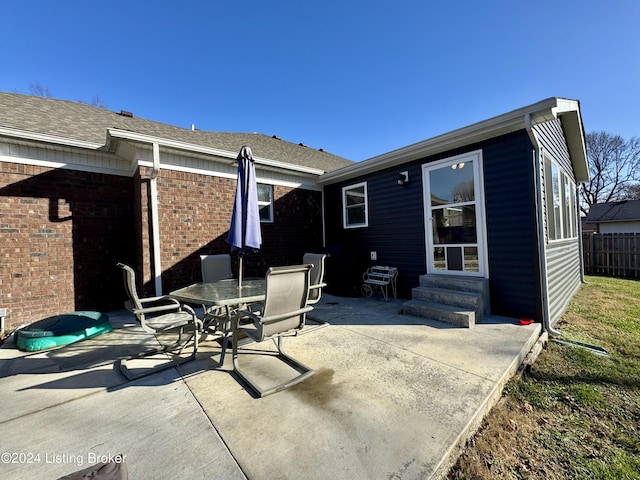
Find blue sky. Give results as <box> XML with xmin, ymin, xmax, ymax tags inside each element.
<box><xmin>2</xmin><ymin>1</ymin><xmax>638</xmax><ymax>161</ymax></box>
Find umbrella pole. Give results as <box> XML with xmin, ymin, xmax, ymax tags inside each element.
<box><xmin>238</xmin><ymin>256</ymin><xmax>243</xmax><ymax>288</ymax></box>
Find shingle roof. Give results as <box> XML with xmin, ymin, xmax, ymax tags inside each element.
<box><xmin>586</xmin><ymin>200</ymin><xmax>640</xmax><ymax>223</ymax></box>
<box><xmin>0</xmin><ymin>92</ymin><xmax>354</xmax><ymax>173</ymax></box>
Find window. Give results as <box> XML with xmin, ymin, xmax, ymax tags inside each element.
<box><xmin>544</xmin><ymin>155</ymin><xmax>577</xmax><ymax>241</ymax></box>
<box><xmin>342</xmin><ymin>182</ymin><xmax>368</xmax><ymax>228</ymax></box>
<box><xmin>257</xmin><ymin>183</ymin><xmax>273</xmax><ymax>222</ymax></box>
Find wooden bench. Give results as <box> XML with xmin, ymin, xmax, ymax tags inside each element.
<box><xmin>362</xmin><ymin>266</ymin><xmax>398</xmax><ymax>301</ymax></box>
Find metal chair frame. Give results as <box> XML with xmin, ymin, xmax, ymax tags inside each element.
<box><xmin>225</xmin><ymin>264</ymin><xmax>315</xmax><ymax>397</ymax></box>
<box><xmin>116</xmin><ymin>263</ymin><xmax>202</xmax><ymax>380</ymax></box>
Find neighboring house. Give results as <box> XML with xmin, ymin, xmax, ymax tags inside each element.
<box><xmin>318</xmin><ymin>97</ymin><xmax>589</xmax><ymax>329</ymax></box>
<box><xmin>581</xmin><ymin>217</ymin><xmax>598</xmax><ymax>234</ymax></box>
<box><xmin>0</xmin><ymin>92</ymin><xmax>353</xmax><ymax>329</ymax></box>
<box><xmin>585</xmin><ymin>200</ymin><xmax>640</xmax><ymax>233</ymax></box>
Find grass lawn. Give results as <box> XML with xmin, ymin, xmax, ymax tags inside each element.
<box><xmin>448</xmin><ymin>275</ymin><xmax>640</xmax><ymax>479</ymax></box>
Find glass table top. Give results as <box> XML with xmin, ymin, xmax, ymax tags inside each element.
<box><xmin>169</xmin><ymin>278</ymin><xmax>266</xmax><ymax>306</ymax></box>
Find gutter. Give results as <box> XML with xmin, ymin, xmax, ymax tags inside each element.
<box><xmin>107</xmin><ymin>128</ymin><xmax>325</xmax><ymax>176</ymax></box>
<box><xmin>577</xmin><ymin>186</ymin><xmax>587</xmax><ymax>283</ymax></box>
<box><xmin>318</xmin><ymin>97</ymin><xmax>587</xmax><ymax>186</ymax></box>
<box><xmin>525</xmin><ymin>113</ymin><xmax>561</xmax><ymax>337</ymax></box>
<box><xmin>150</xmin><ymin>142</ymin><xmax>163</xmax><ymax>296</ymax></box>
<box><xmin>0</xmin><ymin>126</ymin><xmax>104</xmax><ymax>150</ymax></box>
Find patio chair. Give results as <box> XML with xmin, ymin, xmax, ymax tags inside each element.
<box><xmin>301</xmin><ymin>252</ymin><xmax>330</xmax><ymax>332</ymax></box>
<box><xmin>200</xmin><ymin>254</ymin><xmax>233</xmax><ymax>282</ymax></box>
<box><xmin>116</xmin><ymin>263</ymin><xmax>203</xmax><ymax>380</ymax></box>
<box><xmin>229</xmin><ymin>264</ymin><xmax>315</xmax><ymax>397</ymax></box>
<box><xmin>303</xmin><ymin>253</ymin><xmax>327</xmax><ymax>306</ymax></box>
<box><xmin>200</xmin><ymin>254</ymin><xmax>233</xmax><ymax>330</ymax></box>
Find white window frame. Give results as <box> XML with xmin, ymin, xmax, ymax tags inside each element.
<box><xmin>544</xmin><ymin>154</ymin><xmax>577</xmax><ymax>242</ymax></box>
<box><xmin>257</xmin><ymin>183</ymin><xmax>273</xmax><ymax>223</ymax></box>
<box><xmin>342</xmin><ymin>181</ymin><xmax>368</xmax><ymax>229</ymax></box>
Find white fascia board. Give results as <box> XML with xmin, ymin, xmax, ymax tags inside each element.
<box><xmin>555</xmin><ymin>103</ymin><xmax>589</xmax><ymax>183</ymax></box>
<box><xmin>0</xmin><ymin>126</ymin><xmax>104</xmax><ymax>150</ymax></box>
<box><xmin>137</xmin><ymin>159</ymin><xmax>322</xmax><ymax>191</ymax></box>
<box><xmin>107</xmin><ymin>128</ymin><xmax>236</xmax><ymax>159</ymax></box>
<box><xmin>0</xmin><ymin>153</ymin><xmax>133</xmax><ymax>177</ymax></box>
<box><xmin>318</xmin><ymin>97</ymin><xmax>575</xmax><ymax>185</ymax></box>
<box><xmin>107</xmin><ymin>128</ymin><xmax>325</xmax><ymax>177</ymax></box>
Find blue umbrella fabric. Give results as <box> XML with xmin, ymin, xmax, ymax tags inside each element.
<box><xmin>228</xmin><ymin>146</ymin><xmax>262</xmax><ymax>286</ymax></box>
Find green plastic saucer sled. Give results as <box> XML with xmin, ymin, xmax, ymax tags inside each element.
<box><xmin>16</xmin><ymin>311</ymin><xmax>112</xmax><ymax>352</ymax></box>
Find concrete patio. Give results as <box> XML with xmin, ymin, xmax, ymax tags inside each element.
<box><xmin>0</xmin><ymin>294</ymin><xmax>540</xmax><ymax>480</ymax></box>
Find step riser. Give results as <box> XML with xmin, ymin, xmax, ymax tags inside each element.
<box><xmin>418</xmin><ymin>275</ymin><xmax>490</xmax><ymax>316</ymax></box>
<box><xmin>412</xmin><ymin>287</ymin><xmax>481</xmax><ymax>311</ymax></box>
<box><xmin>403</xmin><ymin>302</ymin><xmax>474</xmax><ymax>328</ymax></box>
<box><xmin>419</xmin><ymin>275</ymin><xmax>487</xmax><ymax>293</ymax></box>
<box><xmin>404</xmin><ymin>275</ymin><xmax>490</xmax><ymax>327</ymax></box>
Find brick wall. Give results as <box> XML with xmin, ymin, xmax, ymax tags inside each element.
<box><xmin>0</xmin><ymin>162</ymin><xmax>324</xmax><ymax>330</ymax></box>
<box><xmin>0</xmin><ymin>162</ymin><xmax>135</xmax><ymax>329</ymax></box>
<box><xmin>153</xmin><ymin>169</ymin><xmax>324</xmax><ymax>294</ymax></box>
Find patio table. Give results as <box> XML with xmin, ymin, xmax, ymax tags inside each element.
<box><xmin>169</xmin><ymin>278</ymin><xmax>266</xmax><ymax>333</ymax></box>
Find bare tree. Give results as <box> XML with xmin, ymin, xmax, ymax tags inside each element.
<box><xmin>581</xmin><ymin>131</ymin><xmax>640</xmax><ymax>214</ymax></box>
<box><xmin>25</xmin><ymin>83</ymin><xmax>108</xmax><ymax>109</ymax></box>
<box><xmin>78</xmin><ymin>94</ymin><xmax>108</xmax><ymax>109</ymax></box>
<box><xmin>452</xmin><ymin>179</ymin><xmax>474</xmax><ymax>202</ymax></box>
<box><xmin>620</xmin><ymin>183</ymin><xmax>640</xmax><ymax>200</ymax></box>
<box><xmin>29</xmin><ymin>82</ymin><xmax>55</xmax><ymax>98</ymax></box>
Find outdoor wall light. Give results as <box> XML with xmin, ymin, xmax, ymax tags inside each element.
<box><xmin>451</xmin><ymin>162</ymin><xmax>465</xmax><ymax>170</ymax></box>
<box><xmin>397</xmin><ymin>171</ymin><xmax>409</xmax><ymax>185</ymax></box>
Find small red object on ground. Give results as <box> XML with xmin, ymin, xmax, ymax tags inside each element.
<box><xmin>519</xmin><ymin>318</ymin><xmax>534</xmax><ymax>325</ymax></box>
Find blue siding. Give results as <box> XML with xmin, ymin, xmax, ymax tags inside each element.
<box><xmin>324</xmin><ymin>121</ymin><xmax>582</xmax><ymax>324</ymax></box>
<box><xmin>534</xmin><ymin>119</ymin><xmax>582</xmax><ymax>325</ymax></box>
<box><xmin>482</xmin><ymin>131</ymin><xmax>542</xmax><ymax>320</ymax></box>
<box><xmin>324</xmin><ymin>129</ymin><xmax>543</xmax><ymax>321</ymax></box>
<box><xmin>324</xmin><ymin>164</ymin><xmax>426</xmax><ymax>297</ymax></box>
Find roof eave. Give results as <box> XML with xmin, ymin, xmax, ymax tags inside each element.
<box><xmin>318</xmin><ymin>97</ymin><xmax>590</xmax><ymax>185</ymax></box>
<box><xmin>106</xmin><ymin>128</ymin><xmax>326</xmax><ymax>176</ymax></box>
<box><xmin>553</xmin><ymin>100</ymin><xmax>590</xmax><ymax>183</ymax></box>
<box><xmin>0</xmin><ymin>126</ymin><xmax>104</xmax><ymax>150</ymax></box>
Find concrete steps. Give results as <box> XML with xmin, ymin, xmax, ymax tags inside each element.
<box><xmin>403</xmin><ymin>300</ymin><xmax>476</xmax><ymax>328</ymax></box>
<box><xmin>402</xmin><ymin>275</ymin><xmax>489</xmax><ymax>328</ymax></box>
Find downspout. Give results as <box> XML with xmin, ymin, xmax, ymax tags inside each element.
<box><xmin>149</xmin><ymin>142</ymin><xmax>163</xmax><ymax>296</ymax></box>
<box><xmin>321</xmin><ymin>188</ymin><xmax>326</xmax><ymax>248</ymax></box>
<box><xmin>525</xmin><ymin>114</ymin><xmax>561</xmax><ymax>337</ymax></box>
<box><xmin>577</xmin><ymin>185</ymin><xmax>587</xmax><ymax>283</ymax></box>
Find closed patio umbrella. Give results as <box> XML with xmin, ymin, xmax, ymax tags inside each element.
<box><xmin>228</xmin><ymin>146</ymin><xmax>262</xmax><ymax>287</ymax></box>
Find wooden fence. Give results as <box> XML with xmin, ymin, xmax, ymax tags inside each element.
<box><xmin>582</xmin><ymin>233</ymin><xmax>640</xmax><ymax>278</ymax></box>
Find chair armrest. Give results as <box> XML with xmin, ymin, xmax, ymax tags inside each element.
<box><xmin>309</xmin><ymin>282</ymin><xmax>327</xmax><ymax>291</ymax></box>
<box><xmin>131</xmin><ymin>296</ymin><xmax>188</xmax><ymax>316</ymax></box>
<box><xmin>245</xmin><ymin>306</ymin><xmax>314</xmax><ymax>326</ymax></box>
<box><xmin>138</xmin><ymin>296</ymin><xmax>181</xmax><ymax>307</ymax></box>
<box><xmin>180</xmin><ymin>304</ymin><xmax>202</xmax><ymax>328</ymax></box>
<box><xmin>235</xmin><ymin>309</ymin><xmax>262</xmax><ymax>323</ymax></box>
